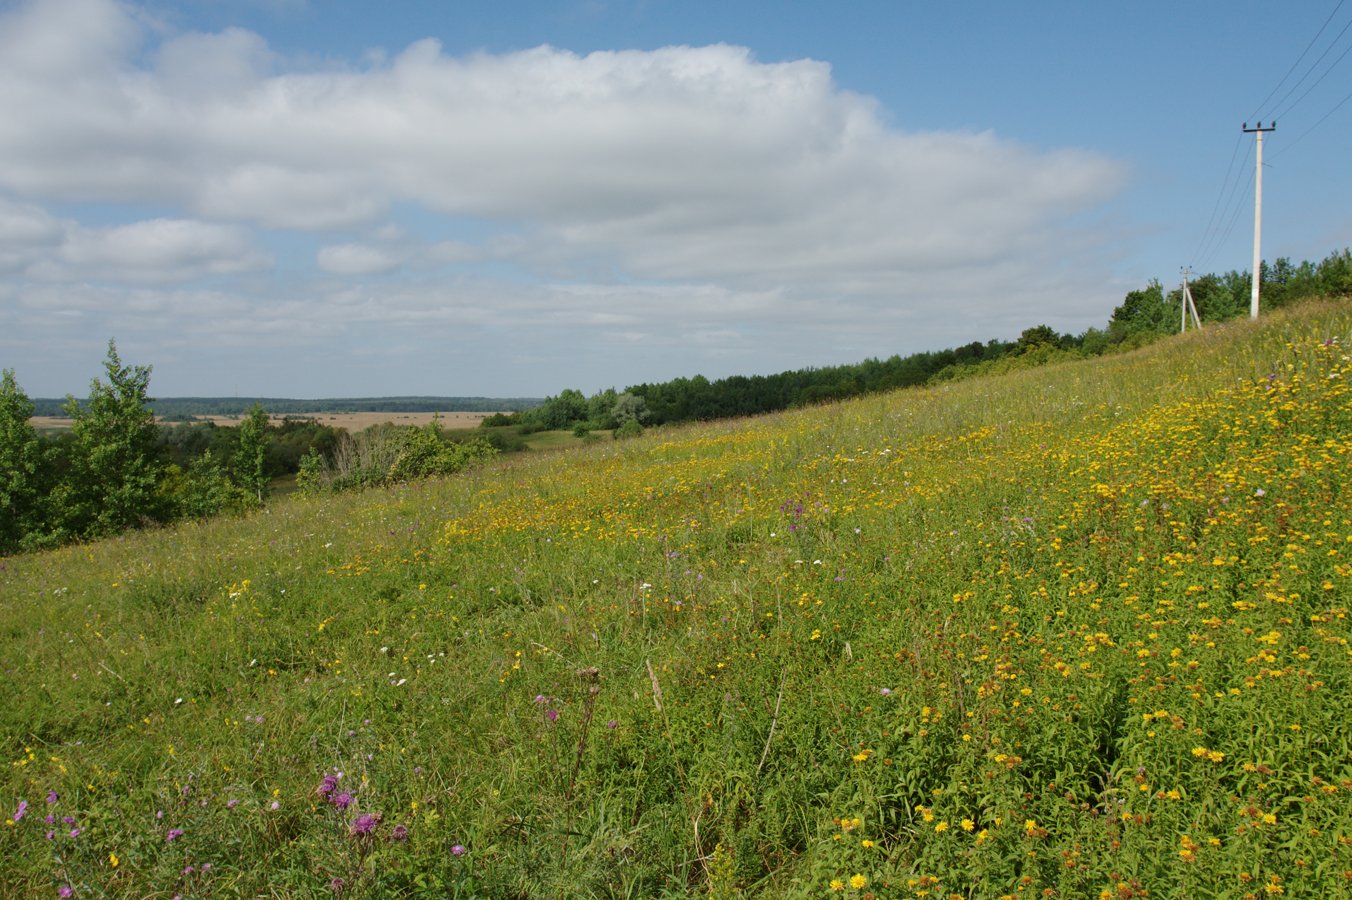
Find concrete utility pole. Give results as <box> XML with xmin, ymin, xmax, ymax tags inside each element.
<box><xmin>1180</xmin><ymin>267</ymin><xmax>1201</xmax><ymax>331</ymax></box>
<box><xmin>1242</xmin><ymin>121</ymin><xmax>1276</xmax><ymax>319</ymax></box>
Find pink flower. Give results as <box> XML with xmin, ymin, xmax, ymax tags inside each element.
<box><xmin>331</xmin><ymin>792</ymin><xmax>354</xmax><ymax>810</ymax></box>
<box><xmin>12</xmin><ymin>800</ymin><xmax>28</xmax><ymax>822</ymax></box>
<box><xmin>545</xmin><ymin>709</ymin><xmax>559</xmax><ymax>722</ymax></box>
<box><xmin>350</xmin><ymin>813</ymin><xmax>380</xmax><ymax>836</ymax></box>
<box><xmin>165</xmin><ymin>828</ymin><xmax>184</xmax><ymax>842</ymax></box>
<box><xmin>451</xmin><ymin>843</ymin><xmax>466</xmax><ymax>856</ymax></box>
<box><xmin>58</xmin><ymin>886</ymin><xmax>73</xmax><ymax>898</ymax></box>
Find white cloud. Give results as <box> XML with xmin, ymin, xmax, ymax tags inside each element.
<box><xmin>0</xmin><ymin>2</ymin><xmax>1124</xmax><ymax>286</ymax></box>
<box><xmin>317</xmin><ymin>242</ymin><xmax>405</xmax><ymax>275</ymax></box>
<box><xmin>55</xmin><ymin>219</ymin><xmax>272</xmax><ymax>283</ymax></box>
<box><xmin>0</xmin><ymin>0</ymin><xmax>1133</xmax><ymax>396</ymax></box>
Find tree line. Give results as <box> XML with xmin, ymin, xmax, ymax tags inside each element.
<box><xmin>33</xmin><ymin>395</ymin><xmax>541</xmax><ymax>420</ymax></box>
<box><xmin>504</xmin><ymin>249</ymin><xmax>1352</xmax><ymax>433</ymax></box>
<box><xmin>5</xmin><ymin>249</ymin><xmax>1349</xmax><ymax>555</ymax></box>
<box><xmin>1</xmin><ymin>342</ymin><xmax>498</xmax><ymax>555</ymax></box>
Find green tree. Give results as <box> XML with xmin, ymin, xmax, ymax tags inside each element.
<box><xmin>1108</xmin><ymin>280</ymin><xmax>1173</xmax><ymax>338</ymax></box>
<box><xmin>62</xmin><ymin>340</ymin><xmax>167</xmax><ymax>538</ymax></box>
<box><xmin>0</xmin><ymin>369</ymin><xmax>45</xmax><ymax>553</ymax></box>
<box><xmin>162</xmin><ymin>450</ymin><xmax>251</xmax><ymax>519</ymax></box>
<box><xmin>1015</xmin><ymin>324</ymin><xmax>1060</xmax><ymax>353</ymax></box>
<box><xmin>611</xmin><ymin>392</ymin><xmax>649</xmax><ymax>427</ymax></box>
<box><xmin>232</xmin><ymin>403</ymin><xmax>270</xmax><ymax>504</ymax></box>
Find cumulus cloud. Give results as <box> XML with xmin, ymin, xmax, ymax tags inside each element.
<box><xmin>0</xmin><ymin>0</ymin><xmax>1123</xmax><ymax>285</ymax></box>
<box><xmin>0</xmin><ymin>0</ymin><xmax>1132</xmax><ymax>396</ymax></box>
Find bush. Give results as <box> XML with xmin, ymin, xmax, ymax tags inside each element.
<box><xmin>299</xmin><ymin>421</ymin><xmax>499</xmax><ymax>494</ymax></box>
<box><xmin>613</xmin><ymin>419</ymin><xmax>643</xmax><ymax>440</ymax></box>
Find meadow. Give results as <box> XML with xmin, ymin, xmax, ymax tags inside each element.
<box><xmin>2</xmin><ymin>300</ymin><xmax>1350</xmax><ymax>898</ymax></box>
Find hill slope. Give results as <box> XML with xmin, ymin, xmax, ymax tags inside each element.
<box><xmin>3</xmin><ymin>300</ymin><xmax>1350</xmax><ymax>897</ymax></box>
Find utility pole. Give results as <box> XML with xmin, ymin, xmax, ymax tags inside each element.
<box><xmin>1242</xmin><ymin>121</ymin><xmax>1275</xmax><ymax>319</ymax></box>
<box><xmin>1180</xmin><ymin>267</ymin><xmax>1201</xmax><ymax>331</ymax></box>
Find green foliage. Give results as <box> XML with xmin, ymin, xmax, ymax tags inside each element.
<box><xmin>1108</xmin><ymin>279</ymin><xmax>1173</xmax><ymax>337</ymax></box>
<box><xmin>231</xmin><ymin>403</ymin><xmax>271</xmax><ymax>502</ymax></box>
<box><xmin>528</xmin><ymin>388</ymin><xmax>589</xmax><ymax>430</ymax></box>
<box><xmin>301</xmin><ymin>419</ymin><xmax>499</xmax><ymax>494</ymax></box>
<box><xmin>296</xmin><ymin>448</ymin><xmax>327</xmax><ymax>494</ymax></box>
<box><xmin>613</xmin><ymin>418</ymin><xmax>644</xmax><ymax>440</ymax></box>
<box><xmin>161</xmin><ymin>450</ymin><xmax>255</xmax><ymax>518</ymax></box>
<box><xmin>60</xmin><ymin>340</ymin><xmax>168</xmax><ymax>538</ymax></box>
<box><xmin>611</xmin><ymin>391</ymin><xmax>649</xmax><ymax>426</ymax></box>
<box><xmin>0</xmin><ymin>370</ymin><xmax>45</xmax><ymax>554</ymax></box>
<box><xmin>1015</xmin><ymin>323</ymin><xmax>1062</xmax><ymax>352</ymax></box>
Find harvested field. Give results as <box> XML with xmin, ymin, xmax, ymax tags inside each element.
<box><xmin>31</xmin><ymin>410</ymin><xmax>496</xmax><ymax>432</ymax></box>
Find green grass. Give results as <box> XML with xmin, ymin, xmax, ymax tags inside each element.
<box><xmin>3</xmin><ymin>300</ymin><xmax>1351</xmax><ymax>898</ymax></box>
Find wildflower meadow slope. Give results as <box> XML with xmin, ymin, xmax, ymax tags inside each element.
<box><xmin>3</xmin><ymin>300</ymin><xmax>1351</xmax><ymax>898</ymax></box>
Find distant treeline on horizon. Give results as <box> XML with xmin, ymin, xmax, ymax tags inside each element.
<box><xmin>32</xmin><ymin>396</ymin><xmax>544</xmax><ymax>418</ymax></box>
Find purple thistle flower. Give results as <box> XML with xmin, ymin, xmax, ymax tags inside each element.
<box><xmin>68</xmin><ymin>828</ymin><xmax>80</xmax><ymax>839</ymax></box>
<box><xmin>165</xmin><ymin>827</ymin><xmax>184</xmax><ymax>842</ymax></box>
<box><xmin>349</xmin><ymin>813</ymin><xmax>380</xmax><ymax>836</ymax></box>
<box><xmin>545</xmin><ymin>709</ymin><xmax>559</xmax><ymax>722</ymax></box>
<box><xmin>331</xmin><ymin>792</ymin><xmax>354</xmax><ymax>810</ymax></box>
<box><xmin>12</xmin><ymin>800</ymin><xmax>27</xmax><ymax>822</ymax></box>
<box><xmin>450</xmin><ymin>843</ymin><xmax>466</xmax><ymax>856</ymax></box>
<box><xmin>58</xmin><ymin>886</ymin><xmax>73</xmax><ymax>898</ymax></box>
<box><xmin>317</xmin><ymin>774</ymin><xmax>339</xmax><ymax>797</ymax></box>
<box><xmin>389</xmin><ymin>823</ymin><xmax>409</xmax><ymax>842</ymax></box>
<box><xmin>46</xmin><ymin>791</ymin><xmax>58</xmax><ymax>805</ymax></box>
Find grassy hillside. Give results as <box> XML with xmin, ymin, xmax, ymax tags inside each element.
<box><xmin>3</xmin><ymin>301</ymin><xmax>1350</xmax><ymax>898</ymax></box>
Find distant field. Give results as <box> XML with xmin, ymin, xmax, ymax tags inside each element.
<box><xmin>31</xmin><ymin>410</ymin><xmax>496</xmax><ymax>432</ymax></box>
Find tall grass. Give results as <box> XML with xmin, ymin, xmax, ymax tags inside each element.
<box><xmin>3</xmin><ymin>300</ymin><xmax>1350</xmax><ymax>898</ymax></box>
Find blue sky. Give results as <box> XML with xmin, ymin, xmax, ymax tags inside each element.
<box><xmin>3</xmin><ymin>0</ymin><xmax>1350</xmax><ymax>399</ymax></box>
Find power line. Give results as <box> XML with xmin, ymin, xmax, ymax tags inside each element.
<box><xmin>1188</xmin><ymin>132</ymin><xmax>1245</xmax><ymax>266</ymax></box>
<box><xmin>1250</xmin><ymin>0</ymin><xmax>1347</xmax><ymax>121</ymax></box>
<box><xmin>1194</xmin><ymin>141</ymin><xmax>1254</xmax><ymax>271</ymax></box>
<box><xmin>1271</xmin><ymin>84</ymin><xmax>1352</xmax><ymax>158</ymax></box>
<box><xmin>1271</xmin><ymin>29</ymin><xmax>1352</xmax><ymax>121</ymax></box>
<box><xmin>1269</xmin><ymin>11</ymin><xmax>1352</xmax><ymax>120</ymax></box>
<box><xmin>1197</xmin><ymin>166</ymin><xmax>1255</xmax><ymax>275</ymax></box>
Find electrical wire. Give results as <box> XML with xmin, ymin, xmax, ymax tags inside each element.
<box><xmin>1203</xmin><ymin>168</ymin><xmax>1256</xmax><ymax>274</ymax></box>
<box><xmin>1271</xmin><ymin>30</ymin><xmax>1352</xmax><ymax>121</ymax></box>
<box><xmin>1265</xmin><ymin>10</ymin><xmax>1352</xmax><ymax>120</ymax></box>
<box><xmin>1271</xmin><ymin>84</ymin><xmax>1352</xmax><ymax>158</ymax></box>
<box><xmin>1249</xmin><ymin>0</ymin><xmax>1347</xmax><ymax>121</ymax></box>
<box><xmin>1193</xmin><ymin>141</ymin><xmax>1254</xmax><ymax>272</ymax></box>
<box><xmin>1188</xmin><ymin>132</ymin><xmax>1245</xmax><ymax>266</ymax></box>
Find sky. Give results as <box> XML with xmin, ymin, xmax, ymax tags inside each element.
<box><xmin>3</xmin><ymin>0</ymin><xmax>1351</xmax><ymax>399</ymax></box>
